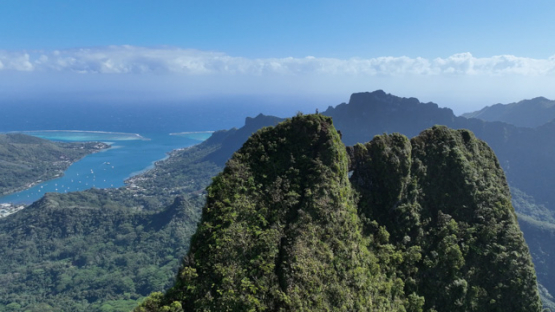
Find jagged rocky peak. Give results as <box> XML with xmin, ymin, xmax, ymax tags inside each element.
<box><xmin>244</xmin><ymin>113</ymin><xmax>283</xmax><ymax>128</ymax></box>
<box><xmin>347</xmin><ymin>90</ymin><xmax>438</xmax><ymax>110</ymax></box>
<box><xmin>135</xmin><ymin>116</ymin><xmax>542</xmax><ymax>312</ymax></box>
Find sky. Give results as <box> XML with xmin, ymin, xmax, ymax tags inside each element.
<box><xmin>1</xmin><ymin>0</ymin><xmax>555</xmax><ymax>114</ymax></box>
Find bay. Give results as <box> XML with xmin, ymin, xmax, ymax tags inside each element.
<box><xmin>0</xmin><ymin>96</ymin><xmax>312</xmax><ymax>205</ymax></box>
<box><xmin>0</xmin><ymin>131</ymin><xmax>208</xmax><ymax>204</ymax></box>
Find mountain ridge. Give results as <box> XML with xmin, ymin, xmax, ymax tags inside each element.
<box><xmin>462</xmin><ymin>96</ymin><xmax>555</xmax><ymax>128</ymax></box>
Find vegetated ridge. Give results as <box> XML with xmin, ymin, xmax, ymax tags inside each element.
<box><xmin>322</xmin><ymin>90</ymin><xmax>555</xmax><ymax>308</ymax></box>
<box><xmin>137</xmin><ymin>114</ymin><xmax>541</xmax><ymax>311</ymax></box>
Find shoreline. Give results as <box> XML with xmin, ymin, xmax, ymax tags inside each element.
<box><xmin>0</xmin><ymin>142</ymin><xmax>110</xmax><ymax>206</ymax></box>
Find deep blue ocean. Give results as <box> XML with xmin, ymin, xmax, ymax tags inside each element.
<box><xmin>0</xmin><ymin>96</ymin><xmax>321</xmax><ymax>204</ymax></box>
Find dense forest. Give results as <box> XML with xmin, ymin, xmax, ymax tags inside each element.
<box><xmin>0</xmin><ymin>133</ymin><xmax>108</xmax><ymax>196</ymax></box>
<box><xmin>0</xmin><ymin>193</ymin><xmax>201</xmax><ymax>312</ymax></box>
<box><xmin>137</xmin><ymin>114</ymin><xmax>541</xmax><ymax>311</ymax></box>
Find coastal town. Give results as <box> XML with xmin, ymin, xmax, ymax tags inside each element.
<box><xmin>0</xmin><ymin>203</ymin><xmax>25</xmax><ymax>218</ymax></box>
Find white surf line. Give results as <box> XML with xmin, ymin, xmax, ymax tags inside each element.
<box><xmin>17</xmin><ymin>130</ymin><xmax>150</xmax><ymax>140</ymax></box>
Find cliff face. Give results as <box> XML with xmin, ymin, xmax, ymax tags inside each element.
<box><xmin>136</xmin><ymin>115</ymin><xmax>542</xmax><ymax>311</ymax></box>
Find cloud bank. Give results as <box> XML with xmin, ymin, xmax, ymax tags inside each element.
<box><xmin>2</xmin><ymin>46</ymin><xmax>555</xmax><ymax>114</ymax></box>
<box><xmin>1</xmin><ymin>46</ymin><xmax>555</xmax><ymax>76</ymax></box>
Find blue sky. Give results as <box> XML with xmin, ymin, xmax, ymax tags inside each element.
<box><xmin>1</xmin><ymin>0</ymin><xmax>555</xmax><ymax>113</ymax></box>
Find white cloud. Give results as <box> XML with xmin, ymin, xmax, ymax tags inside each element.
<box><xmin>2</xmin><ymin>46</ymin><xmax>555</xmax><ymax>115</ymax></box>
<box><xmin>0</xmin><ymin>51</ymin><xmax>34</xmax><ymax>71</ymax></box>
<box><xmin>1</xmin><ymin>46</ymin><xmax>555</xmax><ymax>77</ymax></box>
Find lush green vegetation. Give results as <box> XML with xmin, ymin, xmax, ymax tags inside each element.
<box><xmin>0</xmin><ymin>141</ymin><xmax>214</xmax><ymax>312</ymax></box>
<box><xmin>137</xmin><ymin>115</ymin><xmax>541</xmax><ymax>311</ymax></box>
<box><xmin>0</xmin><ymin>194</ymin><xmax>200</xmax><ymax>312</ymax></box>
<box><xmin>352</xmin><ymin>127</ymin><xmax>541</xmax><ymax>311</ymax></box>
<box><xmin>0</xmin><ymin>133</ymin><xmax>109</xmax><ymax>196</ymax></box>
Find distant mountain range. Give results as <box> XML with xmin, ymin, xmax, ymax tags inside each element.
<box><xmin>462</xmin><ymin>96</ymin><xmax>555</xmax><ymax>128</ymax></box>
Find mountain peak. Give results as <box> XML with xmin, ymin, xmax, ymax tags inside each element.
<box><xmin>244</xmin><ymin>113</ymin><xmax>282</xmax><ymax>128</ymax></box>
<box><xmin>323</xmin><ymin>91</ymin><xmax>454</xmax><ymax>145</ymax></box>
<box><xmin>136</xmin><ymin>115</ymin><xmax>541</xmax><ymax>312</ymax></box>
<box><xmin>348</xmin><ymin>89</ymin><xmax>389</xmax><ymax>105</ymax></box>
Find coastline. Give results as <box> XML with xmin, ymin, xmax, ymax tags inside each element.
<box><xmin>0</xmin><ymin>131</ymin><xmax>211</xmax><ymax>208</ymax></box>
<box><xmin>0</xmin><ymin>141</ymin><xmax>111</xmax><ymax>206</ymax></box>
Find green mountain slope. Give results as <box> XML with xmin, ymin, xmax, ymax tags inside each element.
<box><xmin>351</xmin><ymin>127</ymin><xmax>540</xmax><ymax>311</ymax></box>
<box><xmin>137</xmin><ymin>115</ymin><xmax>541</xmax><ymax>311</ymax></box>
<box><xmin>0</xmin><ymin>133</ymin><xmax>108</xmax><ymax>196</ymax></box>
<box><xmin>462</xmin><ymin>97</ymin><xmax>555</xmax><ymax>128</ymax></box>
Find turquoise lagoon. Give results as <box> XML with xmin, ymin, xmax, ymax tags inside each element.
<box><xmin>20</xmin><ymin>130</ymin><xmax>149</xmax><ymax>142</ymax></box>
<box><xmin>0</xmin><ymin>130</ymin><xmax>209</xmax><ymax>204</ymax></box>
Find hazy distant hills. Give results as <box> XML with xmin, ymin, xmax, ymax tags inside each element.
<box><xmin>462</xmin><ymin>96</ymin><xmax>555</xmax><ymax>128</ymax></box>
